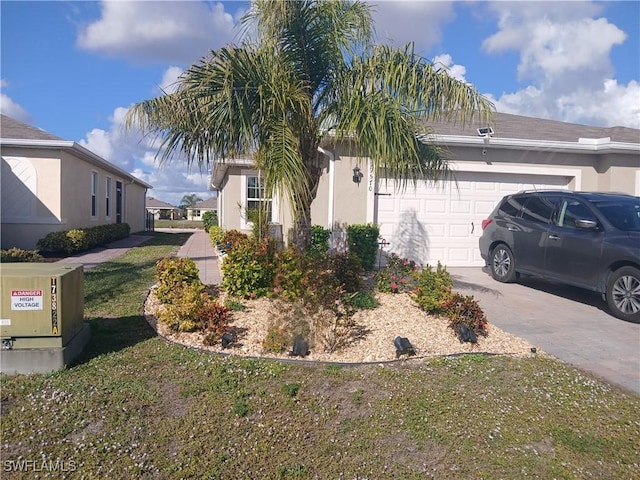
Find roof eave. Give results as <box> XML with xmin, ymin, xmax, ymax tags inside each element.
<box><xmin>429</xmin><ymin>135</ymin><xmax>640</xmax><ymax>154</ymax></box>
<box><xmin>1</xmin><ymin>138</ymin><xmax>154</xmax><ymax>189</ymax></box>
<box><xmin>210</xmin><ymin>158</ymin><xmax>255</xmax><ymax>190</ymax></box>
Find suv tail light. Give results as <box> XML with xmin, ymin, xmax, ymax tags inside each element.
<box><xmin>481</xmin><ymin>219</ymin><xmax>492</xmax><ymax>230</ymax></box>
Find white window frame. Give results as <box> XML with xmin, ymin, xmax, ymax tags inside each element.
<box><xmin>91</xmin><ymin>171</ymin><xmax>98</xmax><ymax>218</ymax></box>
<box><xmin>105</xmin><ymin>177</ymin><xmax>111</xmax><ymax>219</ymax></box>
<box><xmin>240</xmin><ymin>170</ymin><xmax>272</xmax><ymax>230</ymax></box>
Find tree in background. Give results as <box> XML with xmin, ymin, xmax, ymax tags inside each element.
<box><xmin>201</xmin><ymin>210</ymin><xmax>218</xmax><ymax>232</ymax></box>
<box><xmin>127</xmin><ymin>0</ymin><xmax>493</xmax><ymax>251</ymax></box>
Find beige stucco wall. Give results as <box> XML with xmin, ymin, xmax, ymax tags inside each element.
<box><xmin>218</xmin><ymin>166</ymin><xmax>248</xmax><ymax>234</ymax></box>
<box><xmin>1</xmin><ymin>146</ymin><xmax>148</xmax><ymax>250</ymax></box>
<box><xmin>216</xmin><ymin>142</ymin><xmax>638</xmax><ymax>245</ymax></box>
<box><xmin>444</xmin><ymin>145</ymin><xmax>639</xmax><ymax>195</ymax></box>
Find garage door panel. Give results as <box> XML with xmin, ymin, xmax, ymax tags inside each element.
<box><xmin>376</xmin><ymin>172</ymin><xmax>570</xmax><ymax>267</ymax></box>
<box><xmin>450</xmin><ymin>200</ymin><xmax>471</xmax><ymax>213</ymax></box>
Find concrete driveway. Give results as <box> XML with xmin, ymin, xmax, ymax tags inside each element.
<box><xmin>449</xmin><ymin>267</ymin><xmax>640</xmax><ymax>395</ymax></box>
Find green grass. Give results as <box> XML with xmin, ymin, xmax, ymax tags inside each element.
<box><xmin>1</xmin><ymin>233</ymin><xmax>639</xmax><ymax>479</ymax></box>
<box><xmin>154</xmin><ymin>219</ymin><xmax>204</xmax><ymax>229</ymax></box>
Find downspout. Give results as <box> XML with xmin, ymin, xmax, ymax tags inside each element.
<box><xmin>317</xmin><ymin>146</ymin><xmax>335</xmax><ymax>229</ymax></box>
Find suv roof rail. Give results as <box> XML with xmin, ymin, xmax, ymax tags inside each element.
<box><xmin>515</xmin><ymin>189</ymin><xmax>573</xmax><ymax>194</ymax></box>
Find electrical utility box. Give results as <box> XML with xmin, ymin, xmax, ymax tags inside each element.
<box><xmin>1</xmin><ymin>263</ymin><xmax>89</xmax><ymax>373</ymax></box>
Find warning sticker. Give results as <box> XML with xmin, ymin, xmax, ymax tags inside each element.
<box><xmin>11</xmin><ymin>289</ymin><xmax>44</xmax><ymax>310</ymax></box>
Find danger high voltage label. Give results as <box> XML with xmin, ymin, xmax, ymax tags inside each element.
<box><xmin>11</xmin><ymin>289</ymin><xmax>44</xmax><ymax>310</ymax></box>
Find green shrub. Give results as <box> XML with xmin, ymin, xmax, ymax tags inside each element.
<box><xmin>221</xmin><ymin>230</ymin><xmax>249</xmax><ymax>252</ymax></box>
<box><xmin>209</xmin><ymin>225</ymin><xmax>225</xmax><ymax>246</ymax></box>
<box><xmin>36</xmin><ymin>223</ymin><xmax>130</xmax><ymax>254</ymax></box>
<box><xmin>155</xmin><ymin>283</ymin><xmax>207</xmax><ymax>332</ymax></box>
<box><xmin>273</xmin><ymin>246</ymin><xmax>306</xmax><ymax>300</ymax></box>
<box><xmin>246</xmin><ymin>205</ymin><xmax>270</xmax><ymax>240</ymax></box>
<box><xmin>224</xmin><ymin>299</ymin><xmax>246</xmax><ymax>312</ymax></box>
<box><xmin>1</xmin><ymin>248</ymin><xmax>43</xmax><ymax>263</ymax></box>
<box><xmin>442</xmin><ymin>292</ymin><xmax>488</xmax><ymax>337</ymax></box>
<box><xmin>346</xmin><ymin>224</ymin><xmax>379</xmax><ymax>271</ymax></box>
<box><xmin>346</xmin><ymin>291</ymin><xmax>379</xmax><ymax>310</ymax></box>
<box><xmin>412</xmin><ymin>262</ymin><xmax>454</xmax><ymax>315</ymax></box>
<box><xmin>36</xmin><ymin>231</ymin><xmax>68</xmax><ymax>253</ymax></box>
<box><xmin>332</xmin><ymin>252</ymin><xmax>363</xmax><ymax>293</ymax></box>
<box><xmin>376</xmin><ymin>253</ymin><xmax>420</xmax><ymax>293</ymax></box>
<box><xmin>155</xmin><ymin>257</ymin><xmax>203</xmax><ymax>304</ymax></box>
<box><xmin>202</xmin><ymin>210</ymin><xmax>218</xmax><ymax>232</ymax></box>
<box><xmin>66</xmin><ymin>229</ymin><xmax>90</xmax><ymax>252</ymax></box>
<box><xmin>263</xmin><ymin>319</ymin><xmax>290</xmax><ymax>353</ymax></box>
<box><xmin>309</xmin><ymin>225</ymin><xmax>331</xmax><ymax>256</ymax></box>
<box><xmin>221</xmin><ymin>238</ymin><xmax>275</xmax><ymax>299</ymax></box>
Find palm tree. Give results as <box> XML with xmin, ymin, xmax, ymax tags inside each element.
<box><xmin>126</xmin><ymin>0</ymin><xmax>493</xmax><ymax>251</ymax></box>
<box><xmin>180</xmin><ymin>194</ymin><xmax>203</xmax><ymax>218</ymax></box>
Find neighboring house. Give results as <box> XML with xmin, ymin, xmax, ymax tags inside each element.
<box><xmin>186</xmin><ymin>197</ymin><xmax>218</xmax><ymax>221</ymax></box>
<box><xmin>1</xmin><ymin>115</ymin><xmax>152</xmax><ymax>250</ymax></box>
<box><xmin>212</xmin><ymin>112</ymin><xmax>640</xmax><ymax>267</ymax></box>
<box><xmin>146</xmin><ymin>197</ymin><xmax>181</xmax><ymax>220</ymax></box>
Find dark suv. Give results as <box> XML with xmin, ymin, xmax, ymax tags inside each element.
<box><xmin>479</xmin><ymin>191</ymin><xmax>640</xmax><ymax>322</ymax></box>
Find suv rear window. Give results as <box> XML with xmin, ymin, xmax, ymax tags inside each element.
<box><xmin>521</xmin><ymin>195</ymin><xmax>558</xmax><ymax>224</ymax></box>
<box><xmin>498</xmin><ymin>195</ymin><xmax>525</xmax><ymax>217</ymax></box>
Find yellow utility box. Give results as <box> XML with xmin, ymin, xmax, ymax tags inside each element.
<box><xmin>1</xmin><ymin>263</ymin><xmax>89</xmax><ymax>373</ymax></box>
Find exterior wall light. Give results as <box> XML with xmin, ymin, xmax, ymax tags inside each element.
<box><xmin>352</xmin><ymin>166</ymin><xmax>363</xmax><ymax>184</ymax></box>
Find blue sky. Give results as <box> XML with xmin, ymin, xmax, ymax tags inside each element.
<box><xmin>2</xmin><ymin>0</ymin><xmax>639</xmax><ymax>206</ymax></box>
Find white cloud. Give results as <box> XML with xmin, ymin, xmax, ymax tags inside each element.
<box><xmin>432</xmin><ymin>54</ymin><xmax>467</xmax><ymax>82</ymax></box>
<box><xmin>156</xmin><ymin>66</ymin><xmax>184</xmax><ymax>95</ymax></box>
<box><xmin>0</xmin><ymin>80</ymin><xmax>32</xmax><ymax>123</ymax></box>
<box><xmin>77</xmin><ymin>95</ymin><xmax>215</xmax><ymax>206</ymax></box>
<box><xmin>370</xmin><ymin>0</ymin><xmax>455</xmax><ymax>53</ymax></box>
<box><xmin>480</xmin><ymin>1</ymin><xmax>638</xmax><ymax>128</ymax></box>
<box><xmin>76</xmin><ymin>1</ymin><xmax>237</xmax><ymax>64</ymax></box>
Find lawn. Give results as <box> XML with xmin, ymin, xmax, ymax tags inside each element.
<box><xmin>1</xmin><ymin>232</ymin><xmax>638</xmax><ymax>479</ymax></box>
<box><xmin>153</xmin><ymin>219</ymin><xmax>204</xmax><ymax>229</ymax></box>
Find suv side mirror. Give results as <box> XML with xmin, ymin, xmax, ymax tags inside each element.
<box><xmin>575</xmin><ymin>219</ymin><xmax>599</xmax><ymax>230</ymax></box>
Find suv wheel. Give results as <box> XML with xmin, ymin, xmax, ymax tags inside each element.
<box><xmin>490</xmin><ymin>244</ymin><xmax>517</xmax><ymax>283</ymax></box>
<box><xmin>606</xmin><ymin>267</ymin><xmax>640</xmax><ymax>323</ymax></box>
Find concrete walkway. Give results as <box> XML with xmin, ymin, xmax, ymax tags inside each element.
<box><xmin>57</xmin><ymin>234</ymin><xmax>154</xmax><ymax>270</ymax></box>
<box><xmin>174</xmin><ymin>229</ymin><xmax>222</xmax><ymax>285</ymax></box>
<box><xmin>57</xmin><ymin>229</ymin><xmax>222</xmax><ymax>285</ymax></box>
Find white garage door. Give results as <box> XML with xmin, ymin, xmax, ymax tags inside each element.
<box><xmin>375</xmin><ymin>171</ymin><xmax>570</xmax><ymax>267</ymax></box>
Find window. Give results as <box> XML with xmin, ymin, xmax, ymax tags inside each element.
<box><xmin>91</xmin><ymin>172</ymin><xmax>98</xmax><ymax>218</ymax></box>
<box><xmin>499</xmin><ymin>195</ymin><xmax>526</xmax><ymax>217</ymax></box>
<box><xmin>244</xmin><ymin>174</ymin><xmax>271</xmax><ymax>226</ymax></box>
<box><xmin>521</xmin><ymin>195</ymin><xmax>558</xmax><ymax>224</ymax></box>
<box><xmin>557</xmin><ymin>200</ymin><xmax>596</xmax><ymax>229</ymax></box>
<box><xmin>105</xmin><ymin>177</ymin><xmax>111</xmax><ymax>218</ymax></box>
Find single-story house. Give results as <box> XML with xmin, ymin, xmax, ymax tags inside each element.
<box><xmin>1</xmin><ymin>114</ymin><xmax>152</xmax><ymax>250</ymax></box>
<box><xmin>211</xmin><ymin>112</ymin><xmax>640</xmax><ymax>267</ymax></box>
<box><xmin>146</xmin><ymin>197</ymin><xmax>181</xmax><ymax>220</ymax></box>
<box><xmin>186</xmin><ymin>197</ymin><xmax>218</xmax><ymax>221</ymax></box>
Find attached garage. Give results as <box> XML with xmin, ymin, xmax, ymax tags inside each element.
<box><xmin>374</xmin><ymin>167</ymin><xmax>575</xmax><ymax>267</ymax></box>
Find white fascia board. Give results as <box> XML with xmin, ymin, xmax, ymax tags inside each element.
<box><xmin>427</xmin><ymin>135</ymin><xmax>640</xmax><ymax>154</ymax></box>
<box><xmin>1</xmin><ymin>138</ymin><xmax>153</xmax><ymax>189</ymax></box>
<box><xmin>210</xmin><ymin>158</ymin><xmax>255</xmax><ymax>189</ymax></box>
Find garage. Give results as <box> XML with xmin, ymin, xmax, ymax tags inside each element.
<box><xmin>374</xmin><ymin>170</ymin><xmax>571</xmax><ymax>267</ymax></box>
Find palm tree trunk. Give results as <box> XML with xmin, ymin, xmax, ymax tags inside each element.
<box><xmin>292</xmin><ymin>143</ymin><xmax>323</xmax><ymax>251</ymax></box>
